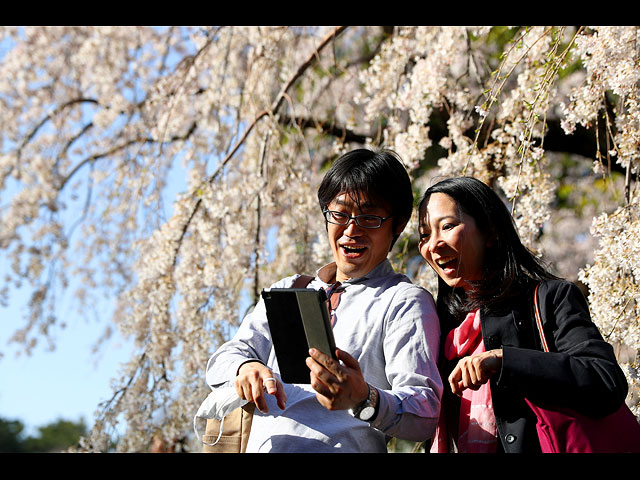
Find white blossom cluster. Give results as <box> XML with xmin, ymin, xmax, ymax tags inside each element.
<box><xmin>356</xmin><ymin>26</ymin><xmax>567</xmax><ymax>248</ymax></box>
<box><xmin>1</xmin><ymin>26</ymin><xmax>638</xmax><ymax>450</ymax></box>
<box><xmin>579</xmin><ymin>200</ymin><xmax>640</xmax><ymax>413</ymax></box>
<box><xmin>562</xmin><ymin>27</ymin><xmax>640</xmax><ymax>169</ymax></box>
<box><xmin>559</xmin><ymin>26</ymin><xmax>640</xmax><ymax>413</ymax></box>
<box><xmin>356</xmin><ymin>26</ymin><xmax>640</xmax><ymax>413</ymax></box>
<box><xmin>0</xmin><ymin>26</ymin><xmax>347</xmax><ymax>451</ymax></box>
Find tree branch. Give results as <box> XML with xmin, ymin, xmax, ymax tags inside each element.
<box><xmin>17</xmin><ymin>98</ymin><xmax>100</xmax><ymax>160</ymax></box>
<box><xmin>57</xmin><ymin>121</ymin><xmax>197</xmax><ymax>191</ymax></box>
<box><xmin>171</xmin><ymin>26</ymin><xmax>350</xmax><ymax>263</ymax></box>
<box><xmin>278</xmin><ymin>114</ymin><xmax>369</xmax><ymax>145</ymax></box>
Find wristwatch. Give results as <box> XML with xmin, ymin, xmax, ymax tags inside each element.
<box><xmin>350</xmin><ymin>384</ymin><xmax>378</xmax><ymax>422</ymax></box>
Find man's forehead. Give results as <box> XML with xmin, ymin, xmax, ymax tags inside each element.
<box><xmin>330</xmin><ymin>191</ymin><xmax>384</xmax><ymax>210</ymax></box>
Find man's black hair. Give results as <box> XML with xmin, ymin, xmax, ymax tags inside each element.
<box><xmin>317</xmin><ymin>148</ymin><xmax>414</xmax><ymax>249</ymax></box>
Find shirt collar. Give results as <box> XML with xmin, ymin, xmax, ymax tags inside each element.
<box><xmin>316</xmin><ymin>259</ymin><xmax>394</xmax><ymax>285</ymax></box>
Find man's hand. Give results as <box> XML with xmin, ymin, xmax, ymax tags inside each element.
<box><xmin>306</xmin><ymin>348</ymin><xmax>368</xmax><ymax>411</ymax></box>
<box><xmin>235</xmin><ymin>361</ymin><xmax>287</xmax><ymax>413</ymax></box>
<box><xmin>448</xmin><ymin>348</ymin><xmax>503</xmax><ymax>396</ymax></box>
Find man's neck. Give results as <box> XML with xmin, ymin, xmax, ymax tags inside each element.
<box><xmin>317</xmin><ymin>259</ymin><xmax>390</xmax><ymax>285</ymax></box>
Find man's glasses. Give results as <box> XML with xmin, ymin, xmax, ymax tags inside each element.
<box><xmin>323</xmin><ymin>209</ymin><xmax>392</xmax><ymax>229</ymax></box>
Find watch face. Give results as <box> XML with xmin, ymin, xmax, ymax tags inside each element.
<box><xmin>359</xmin><ymin>406</ymin><xmax>376</xmax><ymax>421</ymax></box>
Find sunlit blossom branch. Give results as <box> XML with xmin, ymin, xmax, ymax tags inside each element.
<box><xmin>466</xmin><ymin>26</ymin><xmax>554</xmax><ymax>173</ymax></box>
<box><xmin>171</xmin><ymin>26</ymin><xmax>350</xmax><ymax>265</ymax></box>
<box><xmin>57</xmin><ymin>121</ymin><xmax>197</xmax><ymax>191</ymax></box>
<box><xmin>95</xmin><ymin>351</ymin><xmax>147</xmax><ymax>418</ymax></box>
<box><xmin>279</xmin><ymin>114</ymin><xmax>369</xmax><ymax>145</ymax></box>
<box><xmin>11</xmin><ymin>97</ymin><xmax>100</xmax><ymax>182</ymax></box>
<box><xmin>16</xmin><ymin>97</ymin><xmax>100</xmax><ymax>158</ymax></box>
<box><xmin>252</xmin><ymin>131</ymin><xmax>270</xmax><ymax>303</ymax></box>
<box><xmin>510</xmin><ymin>26</ymin><xmax>583</xmax><ymax>213</ymax></box>
<box><xmin>155</xmin><ymin>26</ymin><xmax>224</xmax><ymax>157</ymax></box>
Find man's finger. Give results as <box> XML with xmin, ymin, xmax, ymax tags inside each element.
<box><xmin>308</xmin><ymin>348</ymin><xmax>330</xmax><ymax>365</ymax></box>
<box><xmin>263</xmin><ymin>375</ymin><xmax>287</xmax><ymax>410</ymax></box>
<box><xmin>263</xmin><ymin>376</ymin><xmax>278</xmax><ymax>394</ymax></box>
<box><xmin>335</xmin><ymin>348</ymin><xmax>360</xmax><ymax>371</ymax></box>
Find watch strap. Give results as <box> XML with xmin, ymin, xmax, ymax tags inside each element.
<box><xmin>350</xmin><ymin>383</ymin><xmax>378</xmax><ymax>421</ymax></box>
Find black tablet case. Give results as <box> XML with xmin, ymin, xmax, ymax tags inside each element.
<box><xmin>261</xmin><ymin>287</ymin><xmax>337</xmax><ymax>384</ymax></box>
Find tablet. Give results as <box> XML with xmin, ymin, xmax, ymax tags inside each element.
<box><xmin>261</xmin><ymin>287</ymin><xmax>337</xmax><ymax>384</ymax></box>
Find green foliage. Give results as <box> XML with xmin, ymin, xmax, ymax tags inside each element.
<box><xmin>0</xmin><ymin>416</ymin><xmax>87</xmax><ymax>453</ymax></box>
<box><xmin>0</xmin><ymin>418</ymin><xmax>25</xmax><ymax>453</ymax></box>
<box><xmin>387</xmin><ymin>437</ymin><xmax>426</xmax><ymax>453</ymax></box>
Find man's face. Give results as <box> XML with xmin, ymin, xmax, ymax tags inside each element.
<box><xmin>326</xmin><ymin>192</ymin><xmax>397</xmax><ymax>283</ymax></box>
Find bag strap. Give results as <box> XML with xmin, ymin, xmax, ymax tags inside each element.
<box><xmin>291</xmin><ymin>274</ymin><xmax>314</xmax><ymax>288</ymax></box>
<box><xmin>533</xmin><ymin>283</ymin><xmax>550</xmax><ymax>353</ymax></box>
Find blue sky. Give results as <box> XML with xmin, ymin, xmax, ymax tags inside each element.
<box><xmin>0</xmin><ymin>286</ymin><xmax>133</xmax><ymax>437</ymax></box>
<box><xmin>0</xmin><ymin>27</ymin><xmax>250</xmax><ymax>441</ymax></box>
<box><xmin>0</xmin><ymin>31</ymin><xmax>118</xmax><ymax>436</ymax></box>
<box><xmin>0</xmin><ymin>217</ymin><xmax>277</xmax><ymax>440</ymax></box>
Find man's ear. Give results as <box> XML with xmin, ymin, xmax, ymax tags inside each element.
<box><xmin>389</xmin><ymin>217</ymin><xmax>409</xmax><ymax>251</ymax></box>
<box><xmin>395</xmin><ymin>217</ymin><xmax>409</xmax><ymax>237</ymax></box>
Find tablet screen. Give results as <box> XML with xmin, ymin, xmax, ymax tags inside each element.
<box><xmin>262</xmin><ymin>288</ymin><xmax>336</xmax><ymax>384</ymax></box>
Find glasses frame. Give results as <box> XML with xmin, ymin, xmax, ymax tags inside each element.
<box><xmin>322</xmin><ymin>209</ymin><xmax>392</xmax><ymax>229</ymax></box>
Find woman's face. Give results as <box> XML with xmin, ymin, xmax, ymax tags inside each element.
<box><xmin>418</xmin><ymin>192</ymin><xmax>489</xmax><ymax>291</ymax></box>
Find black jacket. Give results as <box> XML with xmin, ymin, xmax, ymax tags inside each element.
<box><xmin>438</xmin><ymin>279</ymin><xmax>628</xmax><ymax>453</ymax></box>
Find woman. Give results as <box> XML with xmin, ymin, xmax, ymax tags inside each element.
<box><xmin>418</xmin><ymin>176</ymin><xmax>629</xmax><ymax>453</ymax></box>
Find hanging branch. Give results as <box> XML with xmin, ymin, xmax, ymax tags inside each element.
<box><xmin>253</xmin><ymin>131</ymin><xmax>271</xmax><ymax>303</ymax></box>
<box><xmin>171</xmin><ymin>26</ymin><xmax>349</xmax><ymax>265</ymax></box>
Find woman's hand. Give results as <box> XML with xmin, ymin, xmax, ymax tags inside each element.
<box><xmin>449</xmin><ymin>348</ymin><xmax>503</xmax><ymax>396</ymax></box>
<box><xmin>235</xmin><ymin>361</ymin><xmax>287</xmax><ymax>413</ymax></box>
<box><xmin>306</xmin><ymin>348</ymin><xmax>369</xmax><ymax>411</ymax></box>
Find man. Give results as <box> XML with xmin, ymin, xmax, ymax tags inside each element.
<box><xmin>205</xmin><ymin>148</ymin><xmax>442</xmax><ymax>452</ymax></box>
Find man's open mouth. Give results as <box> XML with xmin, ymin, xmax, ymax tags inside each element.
<box><xmin>341</xmin><ymin>244</ymin><xmax>367</xmax><ymax>255</ymax></box>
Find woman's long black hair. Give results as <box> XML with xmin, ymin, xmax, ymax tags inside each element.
<box><xmin>419</xmin><ymin>177</ymin><xmax>557</xmax><ymax>327</ymax></box>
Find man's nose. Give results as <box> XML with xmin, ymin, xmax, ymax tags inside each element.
<box><xmin>343</xmin><ymin>217</ymin><xmax>363</xmax><ymax>235</ymax></box>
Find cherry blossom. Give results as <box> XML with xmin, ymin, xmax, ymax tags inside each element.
<box><xmin>1</xmin><ymin>26</ymin><xmax>637</xmax><ymax>451</ymax></box>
